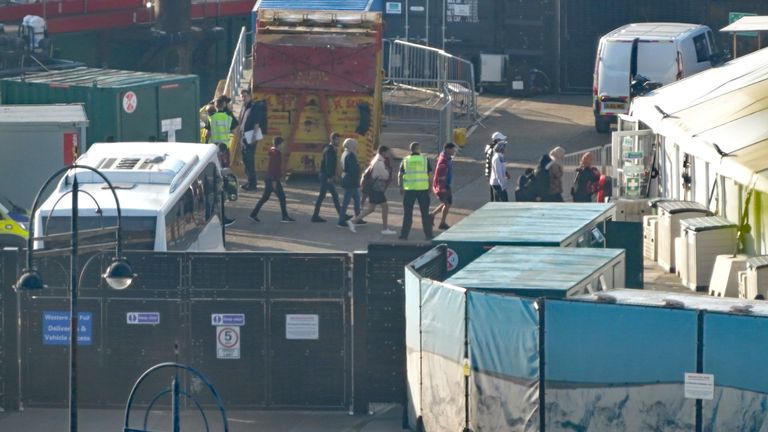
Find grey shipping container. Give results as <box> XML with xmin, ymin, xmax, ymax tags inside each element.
<box><xmin>0</xmin><ymin>67</ymin><xmax>199</xmax><ymax>146</ymax></box>
<box><xmin>0</xmin><ymin>104</ymin><xmax>88</xmax><ymax>209</ymax></box>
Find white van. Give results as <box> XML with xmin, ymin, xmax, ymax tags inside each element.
<box><xmin>593</xmin><ymin>23</ymin><xmax>720</xmax><ymax>133</ymax></box>
<box><xmin>36</xmin><ymin>142</ymin><xmax>239</xmax><ymax>252</ymax></box>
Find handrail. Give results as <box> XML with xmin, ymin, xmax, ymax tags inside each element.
<box><xmin>222</xmin><ymin>26</ymin><xmax>248</xmax><ymax>100</ymax></box>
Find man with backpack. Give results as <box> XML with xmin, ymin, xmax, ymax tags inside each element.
<box><xmin>531</xmin><ymin>146</ymin><xmax>565</xmax><ymax>202</ymax></box>
<box><xmin>485</xmin><ymin>131</ymin><xmax>507</xmax><ymax>201</ymax></box>
<box><xmin>571</xmin><ymin>152</ymin><xmax>601</xmax><ymax>202</ymax></box>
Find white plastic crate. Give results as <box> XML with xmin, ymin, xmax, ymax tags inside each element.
<box><xmin>643</xmin><ymin>215</ymin><xmax>658</xmax><ymax>261</ymax></box>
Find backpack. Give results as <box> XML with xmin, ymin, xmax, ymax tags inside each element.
<box><xmin>531</xmin><ymin>165</ymin><xmax>550</xmax><ymax>200</ymax></box>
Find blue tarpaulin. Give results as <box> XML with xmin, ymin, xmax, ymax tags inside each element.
<box><xmin>703</xmin><ymin>312</ymin><xmax>768</xmax><ymax>431</ymax></box>
<box><xmin>545</xmin><ymin>300</ymin><xmax>697</xmax><ymax>431</ymax></box>
<box><xmin>420</xmin><ymin>281</ymin><xmax>466</xmax><ymax>431</ymax></box>
<box><xmin>468</xmin><ymin>292</ymin><xmax>539</xmax><ymax>431</ymax></box>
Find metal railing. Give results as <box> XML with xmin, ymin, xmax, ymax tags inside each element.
<box><xmin>384</xmin><ymin>39</ymin><xmax>477</xmax><ymax>127</ymax></box>
<box><xmin>222</xmin><ymin>26</ymin><xmax>249</xmax><ymax>100</ymax></box>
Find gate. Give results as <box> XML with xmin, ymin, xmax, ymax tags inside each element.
<box><xmin>384</xmin><ymin>39</ymin><xmax>477</xmax><ymax>150</ymax></box>
<box><xmin>353</xmin><ymin>243</ymin><xmax>446</xmax><ymax>414</ymax></box>
<box><xmin>10</xmin><ymin>250</ymin><xmax>351</xmax><ymax>409</ymax></box>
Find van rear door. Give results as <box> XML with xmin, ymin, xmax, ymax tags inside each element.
<box><xmin>637</xmin><ymin>40</ymin><xmax>678</xmax><ymax>84</ymax></box>
<box><xmin>597</xmin><ymin>40</ymin><xmax>633</xmax><ymax>115</ymax></box>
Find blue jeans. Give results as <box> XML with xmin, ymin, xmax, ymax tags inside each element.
<box><xmin>339</xmin><ymin>187</ymin><xmax>360</xmax><ymax>225</ymax></box>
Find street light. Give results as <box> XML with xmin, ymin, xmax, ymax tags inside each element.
<box><xmin>14</xmin><ymin>164</ymin><xmax>135</xmax><ymax>432</ymax></box>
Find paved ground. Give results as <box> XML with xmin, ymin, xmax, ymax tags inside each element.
<box><xmin>0</xmin><ymin>93</ymin><xmax>689</xmax><ymax>431</ymax></box>
<box><xmin>224</xmin><ymin>93</ymin><xmax>608</xmax><ymax>253</ymax></box>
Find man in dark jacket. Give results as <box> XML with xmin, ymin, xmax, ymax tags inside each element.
<box><xmin>249</xmin><ymin>136</ymin><xmax>295</xmax><ymax>223</ymax></box>
<box><xmin>311</xmin><ymin>132</ymin><xmax>343</xmax><ymax>222</ymax></box>
<box><xmin>239</xmin><ymin>89</ymin><xmax>267</xmax><ymax>191</ymax></box>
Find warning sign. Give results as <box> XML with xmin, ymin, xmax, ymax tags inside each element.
<box><xmin>216</xmin><ymin>326</ymin><xmax>240</xmax><ymax>359</ymax></box>
<box><xmin>122</xmin><ymin>91</ymin><xmax>138</xmax><ymax>114</ymax></box>
<box><xmin>446</xmin><ymin>248</ymin><xmax>459</xmax><ymax>272</ymax></box>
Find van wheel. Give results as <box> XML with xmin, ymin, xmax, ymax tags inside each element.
<box><xmin>595</xmin><ymin>118</ymin><xmax>610</xmax><ymax>133</ymax></box>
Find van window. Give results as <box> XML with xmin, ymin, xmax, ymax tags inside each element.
<box><xmin>706</xmin><ymin>31</ymin><xmax>718</xmax><ymax>55</ymax></box>
<box><xmin>693</xmin><ymin>34</ymin><xmax>710</xmax><ymax>63</ymax></box>
<box><xmin>44</xmin><ymin>216</ymin><xmax>157</xmax><ymax>250</ymax></box>
<box><xmin>165</xmin><ymin>162</ymin><xmax>220</xmax><ymax>251</ymax></box>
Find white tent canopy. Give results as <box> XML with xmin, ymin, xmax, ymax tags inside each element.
<box><xmin>631</xmin><ymin>47</ymin><xmax>768</xmax><ymax>192</ymax></box>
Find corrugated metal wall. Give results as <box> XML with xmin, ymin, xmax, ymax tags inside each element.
<box><xmin>383</xmin><ymin>0</ymin><xmax>768</xmax><ymax>93</ymax></box>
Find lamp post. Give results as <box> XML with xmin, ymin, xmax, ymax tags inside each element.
<box><xmin>14</xmin><ymin>164</ymin><xmax>135</xmax><ymax>432</ymax></box>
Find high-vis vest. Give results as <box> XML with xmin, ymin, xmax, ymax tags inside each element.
<box><xmin>402</xmin><ymin>154</ymin><xmax>429</xmax><ymax>190</ymax></box>
<box><xmin>209</xmin><ymin>112</ymin><xmax>233</xmax><ymax>145</ymax></box>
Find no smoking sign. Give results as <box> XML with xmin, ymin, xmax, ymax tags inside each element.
<box><xmin>216</xmin><ymin>326</ymin><xmax>240</xmax><ymax>359</ymax></box>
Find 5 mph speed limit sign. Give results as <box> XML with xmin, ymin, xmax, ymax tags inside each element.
<box><xmin>216</xmin><ymin>326</ymin><xmax>240</xmax><ymax>359</ymax></box>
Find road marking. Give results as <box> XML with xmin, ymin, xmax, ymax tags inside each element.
<box><xmin>467</xmin><ymin>98</ymin><xmax>510</xmax><ymax>138</ymax></box>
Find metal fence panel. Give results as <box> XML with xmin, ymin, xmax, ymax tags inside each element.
<box><xmin>268</xmin><ymin>255</ymin><xmax>347</xmax><ymax>295</ymax></box>
<box><xmin>21</xmin><ymin>296</ymin><xmax>104</xmax><ymax>406</ymax></box>
<box><xmin>103</xmin><ymin>298</ymin><xmax>184</xmax><ymax>406</ymax></box>
<box><xmin>268</xmin><ymin>300</ymin><xmax>348</xmax><ymax>408</ymax></box>
<box><xmin>189</xmin><ymin>253</ymin><xmax>266</xmax><ymax>292</ymax></box>
<box><xmin>189</xmin><ymin>299</ymin><xmax>267</xmax><ymax>408</ymax></box>
<box><xmin>363</xmin><ymin>243</ymin><xmax>436</xmax><ymax>404</ymax></box>
<box><xmin>7</xmin><ymin>250</ymin><xmax>353</xmax><ymax>410</ymax></box>
<box><xmin>385</xmin><ymin>39</ymin><xmax>477</xmax><ymax>129</ymax></box>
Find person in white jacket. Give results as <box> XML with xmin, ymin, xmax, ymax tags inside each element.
<box><xmin>489</xmin><ymin>142</ymin><xmax>509</xmax><ymax>202</ymax></box>
<box><xmin>348</xmin><ymin>146</ymin><xmax>397</xmax><ymax>235</ymax></box>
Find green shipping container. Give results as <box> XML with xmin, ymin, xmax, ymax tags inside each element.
<box><xmin>0</xmin><ymin>67</ymin><xmax>199</xmax><ymax>146</ymax></box>
<box><xmin>434</xmin><ymin>202</ymin><xmax>616</xmax><ymax>276</ymax></box>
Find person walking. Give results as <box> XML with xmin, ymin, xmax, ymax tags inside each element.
<box><xmin>486</xmin><ymin>131</ymin><xmax>506</xmax><ymax>201</ymax></box>
<box><xmin>311</xmin><ymin>132</ymin><xmax>343</xmax><ymax>222</ymax></box>
<box><xmin>545</xmin><ymin>146</ymin><xmax>566</xmax><ymax>202</ymax></box>
<box><xmin>338</xmin><ymin>138</ymin><xmax>363</xmax><ymax>228</ymax></box>
<box><xmin>249</xmin><ymin>136</ymin><xmax>295</xmax><ymax>223</ymax></box>
<box><xmin>398</xmin><ymin>142</ymin><xmax>433</xmax><ymax>241</ymax></box>
<box><xmin>430</xmin><ymin>142</ymin><xmax>457</xmax><ymax>230</ymax></box>
<box><xmin>239</xmin><ymin>88</ymin><xmax>267</xmax><ymax>191</ymax></box>
<box><xmin>348</xmin><ymin>146</ymin><xmax>396</xmax><ymax>235</ymax></box>
<box><xmin>489</xmin><ymin>142</ymin><xmax>510</xmax><ymax>202</ymax></box>
<box><xmin>571</xmin><ymin>152</ymin><xmax>602</xmax><ymax>202</ymax></box>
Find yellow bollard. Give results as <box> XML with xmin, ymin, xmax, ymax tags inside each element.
<box><xmin>453</xmin><ymin>127</ymin><xmax>467</xmax><ymax>148</ymax></box>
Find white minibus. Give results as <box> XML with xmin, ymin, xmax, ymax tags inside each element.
<box><xmin>35</xmin><ymin>142</ymin><xmax>238</xmax><ymax>252</ymax></box>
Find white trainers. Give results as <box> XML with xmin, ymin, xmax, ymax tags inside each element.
<box><xmin>381</xmin><ymin>229</ymin><xmax>397</xmax><ymax>235</ymax></box>
<box><xmin>346</xmin><ymin>220</ymin><xmax>357</xmax><ymax>233</ymax></box>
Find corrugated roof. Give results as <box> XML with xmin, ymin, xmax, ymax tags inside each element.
<box><xmin>574</xmin><ymin>288</ymin><xmax>768</xmax><ymax>316</ymax></box>
<box><xmin>631</xmin><ymin>47</ymin><xmax>768</xmax><ymax>192</ymax></box>
<box><xmin>446</xmin><ymin>246</ymin><xmax>624</xmax><ymax>296</ymax></box>
<box><xmin>0</xmin><ymin>104</ymin><xmax>88</xmax><ymax>125</ymax></box>
<box><xmin>434</xmin><ymin>202</ymin><xmax>615</xmax><ymax>246</ymax></box>
<box><xmin>254</xmin><ymin>0</ymin><xmax>377</xmax><ymax>11</ymax></box>
<box><xmin>2</xmin><ymin>67</ymin><xmax>196</xmax><ymax>88</ymax></box>
<box><xmin>721</xmin><ymin>16</ymin><xmax>768</xmax><ymax>32</ymax></box>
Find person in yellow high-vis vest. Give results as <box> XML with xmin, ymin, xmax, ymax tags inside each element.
<box><xmin>398</xmin><ymin>141</ymin><xmax>433</xmax><ymax>240</ymax></box>
<box><xmin>205</xmin><ymin>97</ymin><xmax>238</xmax><ymax>147</ymax></box>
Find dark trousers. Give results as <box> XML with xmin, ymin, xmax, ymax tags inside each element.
<box><xmin>401</xmin><ymin>189</ymin><xmax>432</xmax><ymax>239</ymax></box>
<box><xmin>251</xmin><ymin>178</ymin><xmax>288</xmax><ymax>218</ymax></box>
<box><xmin>313</xmin><ymin>174</ymin><xmax>341</xmax><ymax>217</ymax></box>
<box><xmin>242</xmin><ymin>142</ymin><xmax>257</xmax><ymax>187</ymax></box>
<box><xmin>339</xmin><ymin>187</ymin><xmax>361</xmax><ymax>225</ymax></box>
<box><xmin>489</xmin><ymin>185</ymin><xmax>495</xmax><ymax>202</ymax></box>
<box><xmin>492</xmin><ymin>185</ymin><xmax>509</xmax><ymax>202</ymax></box>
